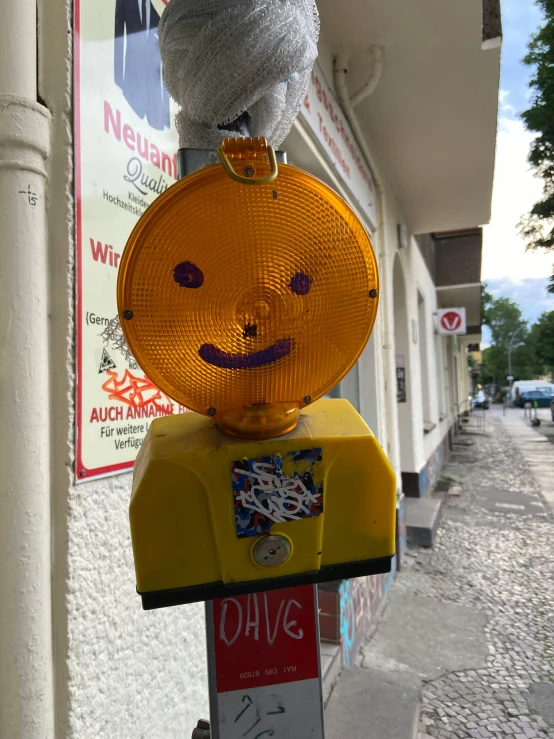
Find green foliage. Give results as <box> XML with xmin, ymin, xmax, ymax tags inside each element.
<box><xmin>479</xmin><ymin>286</ymin><xmax>554</xmax><ymax>384</ymax></box>
<box><xmin>478</xmin><ymin>290</ymin><xmax>538</xmax><ymax>385</ymax></box>
<box><xmin>482</xmin><ymin>294</ymin><xmax>526</xmax><ymax>345</ymax></box>
<box><xmin>481</xmin><ymin>282</ymin><xmax>494</xmax><ymax>324</ymax></box>
<box><xmin>534</xmin><ymin>310</ymin><xmax>554</xmax><ymax>376</ymax></box>
<box><xmin>520</xmin><ymin>2</ymin><xmax>554</xmax><ymax>284</ymax></box>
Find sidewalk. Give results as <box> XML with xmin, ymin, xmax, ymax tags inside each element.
<box><xmin>325</xmin><ymin>410</ymin><xmax>554</xmax><ymax>739</ymax></box>
<box><xmin>500</xmin><ymin>408</ymin><xmax>554</xmax><ymax>516</ymax></box>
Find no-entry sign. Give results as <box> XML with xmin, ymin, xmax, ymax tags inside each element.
<box><xmin>206</xmin><ymin>585</ymin><xmax>324</xmax><ymax>739</ymax></box>
<box><xmin>436</xmin><ymin>308</ymin><xmax>467</xmax><ymax>335</ymax></box>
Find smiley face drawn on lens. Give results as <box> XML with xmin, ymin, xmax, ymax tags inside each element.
<box><xmin>173</xmin><ymin>263</ymin><xmax>312</xmax><ymax>370</ymax></box>
<box><xmin>118</xmin><ymin>160</ymin><xmax>379</xmax><ymax>419</ymax></box>
<box><xmin>289</xmin><ymin>272</ymin><xmax>311</xmax><ymax>296</ymax></box>
<box><xmin>173</xmin><ymin>261</ymin><xmax>204</xmax><ymax>288</ymax></box>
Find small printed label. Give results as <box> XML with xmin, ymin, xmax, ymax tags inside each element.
<box><xmin>231</xmin><ymin>449</ymin><xmax>324</xmax><ymax>538</ymax></box>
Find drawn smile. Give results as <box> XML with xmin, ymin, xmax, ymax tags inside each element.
<box><xmin>198</xmin><ymin>338</ymin><xmax>293</xmax><ymax>369</ymax></box>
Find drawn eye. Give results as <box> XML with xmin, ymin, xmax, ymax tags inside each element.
<box><xmin>173</xmin><ymin>261</ymin><xmax>204</xmax><ymax>289</ymax></box>
<box><xmin>289</xmin><ymin>272</ymin><xmax>311</xmax><ymax>295</ymax></box>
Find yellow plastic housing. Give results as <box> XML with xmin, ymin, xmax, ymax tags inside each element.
<box><xmin>117</xmin><ymin>139</ymin><xmax>379</xmax><ymax>437</ymax></box>
<box><xmin>130</xmin><ymin>399</ymin><xmax>396</xmax><ymax>609</ymax></box>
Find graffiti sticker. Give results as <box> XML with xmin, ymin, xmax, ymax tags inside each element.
<box><xmin>231</xmin><ymin>449</ymin><xmax>324</xmax><ymax>538</ymax></box>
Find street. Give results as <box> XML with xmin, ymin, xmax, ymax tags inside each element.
<box><xmin>326</xmin><ymin>408</ymin><xmax>554</xmax><ymax>739</ymax></box>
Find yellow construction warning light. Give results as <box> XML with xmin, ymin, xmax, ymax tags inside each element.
<box><xmin>120</xmin><ymin>137</ymin><xmax>395</xmax><ymax>607</ymax></box>
<box><xmin>117</xmin><ymin>138</ymin><xmax>379</xmax><ymax>439</ymax></box>
<box><xmin>130</xmin><ymin>399</ymin><xmax>396</xmax><ymax>609</ymax></box>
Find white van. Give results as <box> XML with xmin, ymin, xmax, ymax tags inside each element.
<box><xmin>511</xmin><ymin>380</ymin><xmax>554</xmax><ymax>404</ymax></box>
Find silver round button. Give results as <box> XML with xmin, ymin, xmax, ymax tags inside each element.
<box><xmin>252</xmin><ymin>535</ymin><xmax>291</xmax><ymax>567</ymax></box>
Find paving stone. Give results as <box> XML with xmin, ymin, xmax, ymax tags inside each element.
<box><xmin>373</xmin><ymin>414</ymin><xmax>554</xmax><ymax>739</ymax></box>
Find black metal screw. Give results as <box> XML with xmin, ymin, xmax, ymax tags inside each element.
<box><xmin>79</xmin><ymin>469</ymin><xmax>86</xmax><ymax>477</ymax></box>
<box><xmin>123</xmin><ymin>309</ymin><xmax>134</xmax><ymax>320</ymax></box>
<box><xmin>368</xmin><ymin>289</ymin><xmax>378</xmax><ymax>298</ymax></box>
<box><xmin>244</xmin><ymin>166</ymin><xmax>255</xmax><ymax>177</ymax></box>
<box><xmin>304</xmin><ymin>396</ymin><xmax>312</xmax><ymax>404</ymax></box>
<box><xmin>207</xmin><ymin>407</ymin><xmax>217</xmax><ymax>416</ymax></box>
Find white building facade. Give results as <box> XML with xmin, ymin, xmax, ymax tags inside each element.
<box><xmin>0</xmin><ymin>0</ymin><xmax>500</xmax><ymax>737</ymax></box>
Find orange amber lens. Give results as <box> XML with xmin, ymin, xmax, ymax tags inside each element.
<box><xmin>117</xmin><ymin>160</ymin><xmax>379</xmax><ymax>417</ymax></box>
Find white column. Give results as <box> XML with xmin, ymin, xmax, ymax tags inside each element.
<box><xmin>0</xmin><ymin>1</ymin><xmax>54</xmax><ymax>736</ymax></box>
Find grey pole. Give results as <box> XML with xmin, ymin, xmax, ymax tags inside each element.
<box><xmin>507</xmin><ymin>325</ymin><xmax>524</xmax><ymax>404</ymax></box>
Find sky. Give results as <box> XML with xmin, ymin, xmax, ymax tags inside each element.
<box><xmin>482</xmin><ymin>0</ymin><xmax>554</xmax><ymax>324</ymax></box>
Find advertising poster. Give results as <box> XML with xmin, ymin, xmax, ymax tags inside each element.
<box><xmin>74</xmin><ymin>0</ymin><xmax>186</xmax><ymax>481</ymax></box>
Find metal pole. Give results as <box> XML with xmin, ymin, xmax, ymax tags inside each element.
<box><xmin>507</xmin><ymin>325</ymin><xmax>524</xmax><ymax>406</ymax></box>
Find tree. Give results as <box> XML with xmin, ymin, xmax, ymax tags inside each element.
<box><xmin>520</xmin><ymin>1</ymin><xmax>554</xmax><ymax>291</ymax></box>
<box><xmin>481</xmin><ymin>282</ymin><xmax>494</xmax><ymax>316</ymax></box>
<box><xmin>479</xmin><ymin>294</ymin><xmax>532</xmax><ymax>385</ymax></box>
<box><xmin>479</xmin><ymin>346</ymin><xmax>495</xmax><ymax>385</ymax></box>
<box><xmin>481</xmin><ymin>282</ymin><xmax>494</xmax><ymax>323</ymax></box>
<box><xmin>482</xmin><ymin>295</ymin><xmax>526</xmax><ymax>345</ymax></box>
<box><xmin>534</xmin><ymin>310</ymin><xmax>554</xmax><ymax>379</ymax></box>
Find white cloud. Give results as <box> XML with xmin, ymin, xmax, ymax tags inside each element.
<box><xmin>485</xmin><ymin>276</ymin><xmax>554</xmax><ymax>322</ymax></box>
<box><xmin>482</xmin><ymin>113</ymin><xmax>554</xmax><ymax>281</ymax></box>
<box><xmin>498</xmin><ymin>88</ymin><xmax>517</xmax><ymax>118</ymax></box>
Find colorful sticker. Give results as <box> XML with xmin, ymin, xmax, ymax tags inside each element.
<box><xmin>231</xmin><ymin>449</ymin><xmax>324</xmax><ymax>538</ymax></box>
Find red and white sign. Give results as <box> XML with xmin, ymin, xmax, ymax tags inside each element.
<box><xmin>209</xmin><ymin>586</ymin><xmax>323</xmax><ymax>738</ymax></box>
<box><xmin>437</xmin><ymin>308</ymin><xmax>467</xmax><ymax>335</ymax></box>
<box><xmin>299</xmin><ymin>64</ymin><xmax>377</xmax><ymax>231</ymax></box>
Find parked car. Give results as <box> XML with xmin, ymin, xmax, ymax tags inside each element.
<box><xmin>511</xmin><ymin>380</ymin><xmax>554</xmax><ymax>400</ymax></box>
<box><xmin>514</xmin><ymin>389</ymin><xmax>552</xmax><ymax>409</ymax></box>
<box><xmin>472</xmin><ymin>390</ymin><xmax>489</xmax><ymax>410</ymax></box>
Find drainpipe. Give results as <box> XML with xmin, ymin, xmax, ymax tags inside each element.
<box><xmin>0</xmin><ymin>1</ymin><xmax>54</xmax><ymax>737</ymax></box>
<box><xmin>349</xmin><ymin>46</ymin><xmax>384</xmax><ymax>107</ymax></box>
<box><xmin>334</xmin><ymin>51</ymin><xmax>400</xmax><ymax>476</ymax></box>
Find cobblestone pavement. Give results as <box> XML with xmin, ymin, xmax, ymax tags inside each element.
<box><xmin>397</xmin><ymin>414</ymin><xmax>554</xmax><ymax>739</ymax></box>
<box><xmin>530</xmin><ymin>408</ymin><xmax>554</xmax><ymax>443</ymax></box>
<box><xmin>501</xmin><ymin>405</ymin><xmax>554</xmax><ymax>443</ymax></box>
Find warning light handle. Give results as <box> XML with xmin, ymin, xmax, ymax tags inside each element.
<box><xmin>217</xmin><ymin>144</ymin><xmax>279</xmax><ymax>186</ymax></box>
